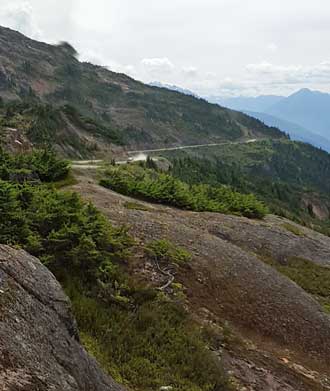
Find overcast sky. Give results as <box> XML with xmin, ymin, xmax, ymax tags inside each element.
<box><xmin>1</xmin><ymin>0</ymin><xmax>330</xmax><ymax>97</ymax></box>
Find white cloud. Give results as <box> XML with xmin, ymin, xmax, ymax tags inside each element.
<box><xmin>0</xmin><ymin>0</ymin><xmax>330</xmax><ymax>97</ymax></box>
<box><xmin>181</xmin><ymin>66</ymin><xmax>198</xmax><ymax>78</ymax></box>
<box><xmin>0</xmin><ymin>1</ymin><xmax>42</xmax><ymax>39</ymax></box>
<box><xmin>267</xmin><ymin>43</ymin><xmax>278</xmax><ymax>52</ymax></box>
<box><xmin>246</xmin><ymin>61</ymin><xmax>330</xmax><ymax>85</ymax></box>
<box><xmin>141</xmin><ymin>57</ymin><xmax>175</xmax><ymax>74</ymax></box>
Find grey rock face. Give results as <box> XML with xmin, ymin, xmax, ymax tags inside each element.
<box><xmin>0</xmin><ymin>245</ymin><xmax>124</xmax><ymax>391</ymax></box>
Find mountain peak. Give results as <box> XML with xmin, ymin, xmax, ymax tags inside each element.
<box><xmin>291</xmin><ymin>88</ymin><xmax>329</xmax><ymax>98</ymax></box>
<box><xmin>295</xmin><ymin>88</ymin><xmax>313</xmax><ymax>95</ymax></box>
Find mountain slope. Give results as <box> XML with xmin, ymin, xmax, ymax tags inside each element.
<box><xmin>69</xmin><ymin>167</ymin><xmax>330</xmax><ymax>390</ymax></box>
<box><xmin>0</xmin><ymin>26</ymin><xmax>284</xmax><ymax>156</ymax></box>
<box><xmin>245</xmin><ymin>110</ymin><xmax>330</xmax><ymax>152</ymax></box>
<box><xmin>267</xmin><ymin>88</ymin><xmax>330</xmax><ymax>138</ymax></box>
<box><xmin>209</xmin><ymin>90</ymin><xmax>330</xmax><ymax>151</ymax></box>
<box><xmin>207</xmin><ymin>94</ymin><xmax>284</xmax><ymax>112</ymax></box>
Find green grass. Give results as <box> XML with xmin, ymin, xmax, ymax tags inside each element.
<box><xmin>123</xmin><ymin>201</ymin><xmax>151</xmax><ymax>211</ymax></box>
<box><xmin>262</xmin><ymin>255</ymin><xmax>330</xmax><ymax>313</ymax></box>
<box><xmin>282</xmin><ymin>223</ymin><xmax>305</xmax><ymax>236</ymax></box>
<box><xmin>67</xmin><ymin>281</ymin><xmax>230</xmax><ymax>391</ymax></box>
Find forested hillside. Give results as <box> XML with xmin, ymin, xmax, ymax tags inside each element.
<box><xmin>162</xmin><ymin>139</ymin><xmax>330</xmax><ymax>234</ymax></box>
<box><xmin>0</xmin><ymin>26</ymin><xmax>284</xmax><ymax>156</ymax></box>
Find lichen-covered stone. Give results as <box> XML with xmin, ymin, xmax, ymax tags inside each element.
<box><xmin>0</xmin><ymin>245</ymin><xmax>124</xmax><ymax>391</ymax></box>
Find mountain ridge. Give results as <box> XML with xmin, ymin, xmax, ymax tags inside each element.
<box><xmin>245</xmin><ymin>110</ymin><xmax>330</xmax><ymax>152</ymax></box>
<box><xmin>0</xmin><ymin>25</ymin><xmax>284</xmax><ymax>158</ymax></box>
<box><xmin>212</xmin><ymin>88</ymin><xmax>330</xmax><ymax>150</ymax></box>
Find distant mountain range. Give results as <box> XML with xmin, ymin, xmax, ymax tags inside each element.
<box><xmin>207</xmin><ymin>89</ymin><xmax>330</xmax><ymax>152</ymax></box>
<box><xmin>244</xmin><ymin>111</ymin><xmax>330</xmax><ymax>152</ymax></box>
<box><xmin>207</xmin><ymin>95</ymin><xmax>283</xmax><ymax>113</ymax></box>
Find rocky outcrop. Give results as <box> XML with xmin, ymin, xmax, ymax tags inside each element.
<box><xmin>0</xmin><ymin>245</ymin><xmax>124</xmax><ymax>391</ymax></box>
<box><xmin>69</xmin><ymin>175</ymin><xmax>330</xmax><ymax>389</ymax></box>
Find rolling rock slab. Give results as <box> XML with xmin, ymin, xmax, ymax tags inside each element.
<box><xmin>0</xmin><ymin>245</ymin><xmax>124</xmax><ymax>391</ymax></box>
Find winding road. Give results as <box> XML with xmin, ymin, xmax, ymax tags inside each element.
<box><xmin>126</xmin><ymin>138</ymin><xmax>258</xmax><ymax>155</ymax></box>
<box><xmin>71</xmin><ymin>138</ymin><xmax>260</xmax><ymax>167</ymax></box>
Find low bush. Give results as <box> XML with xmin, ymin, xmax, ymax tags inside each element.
<box><xmin>68</xmin><ymin>283</ymin><xmax>229</xmax><ymax>391</ymax></box>
<box><xmin>100</xmin><ymin>164</ymin><xmax>268</xmax><ymax>219</ymax></box>
<box><xmin>0</xmin><ymin>148</ymin><xmax>69</xmax><ymax>183</ymax></box>
<box><xmin>146</xmin><ymin>239</ymin><xmax>192</xmax><ymax>266</ymax></box>
<box><xmin>0</xmin><ymin>148</ymin><xmax>230</xmax><ymax>391</ymax></box>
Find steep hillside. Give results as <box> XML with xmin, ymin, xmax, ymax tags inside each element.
<box><xmin>210</xmin><ymin>89</ymin><xmax>330</xmax><ymax>151</ymax></box>
<box><xmin>158</xmin><ymin>139</ymin><xmax>330</xmax><ymax>233</ymax></box>
<box><xmin>245</xmin><ymin>110</ymin><xmax>330</xmax><ymax>152</ymax></box>
<box><xmin>267</xmin><ymin>88</ymin><xmax>330</xmax><ymax>138</ymax></box>
<box><xmin>0</xmin><ymin>26</ymin><xmax>284</xmax><ymax>156</ymax></box>
<box><xmin>0</xmin><ymin>244</ymin><xmax>124</xmax><ymax>391</ymax></box>
<box><xmin>69</xmin><ymin>166</ymin><xmax>330</xmax><ymax>390</ymax></box>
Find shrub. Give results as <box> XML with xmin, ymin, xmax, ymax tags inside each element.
<box><xmin>100</xmin><ymin>165</ymin><xmax>268</xmax><ymax>219</ymax></box>
<box><xmin>0</xmin><ymin>149</ymin><xmax>230</xmax><ymax>390</ymax></box>
<box><xmin>146</xmin><ymin>239</ymin><xmax>192</xmax><ymax>266</ymax></box>
<box><xmin>69</xmin><ymin>285</ymin><xmax>229</xmax><ymax>391</ymax></box>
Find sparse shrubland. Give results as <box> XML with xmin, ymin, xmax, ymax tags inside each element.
<box><xmin>0</xmin><ymin>148</ymin><xmax>229</xmax><ymax>391</ymax></box>
<box><xmin>100</xmin><ymin>164</ymin><xmax>268</xmax><ymax>219</ymax></box>
<box><xmin>0</xmin><ymin>101</ymin><xmax>123</xmax><ymax>157</ymax></box>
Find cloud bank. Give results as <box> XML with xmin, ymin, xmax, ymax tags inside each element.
<box><xmin>0</xmin><ymin>1</ymin><xmax>42</xmax><ymax>39</ymax></box>
<box><xmin>1</xmin><ymin>0</ymin><xmax>330</xmax><ymax>97</ymax></box>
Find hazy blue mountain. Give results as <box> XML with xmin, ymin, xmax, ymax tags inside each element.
<box><xmin>266</xmin><ymin>88</ymin><xmax>330</xmax><ymax>139</ymax></box>
<box><xmin>207</xmin><ymin>88</ymin><xmax>330</xmax><ymax>151</ymax></box>
<box><xmin>207</xmin><ymin>95</ymin><xmax>284</xmax><ymax>112</ymax></box>
<box><xmin>245</xmin><ymin>111</ymin><xmax>330</xmax><ymax>152</ymax></box>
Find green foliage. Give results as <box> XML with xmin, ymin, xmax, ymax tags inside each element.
<box><xmin>15</xmin><ymin>149</ymin><xmax>69</xmax><ymax>182</ymax></box>
<box><xmin>0</xmin><ymin>181</ymin><xmax>130</xmax><ymax>280</ymax></box>
<box><xmin>63</xmin><ymin>104</ymin><xmax>124</xmax><ymax>145</ymax></box>
<box><xmin>68</xmin><ymin>283</ymin><xmax>228</xmax><ymax>391</ymax></box>
<box><xmin>0</xmin><ymin>148</ymin><xmax>229</xmax><ymax>390</ymax></box>
<box><xmin>263</xmin><ymin>256</ymin><xmax>330</xmax><ymax>313</ymax></box>
<box><xmin>0</xmin><ymin>148</ymin><xmax>69</xmax><ymax>183</ymax></box>
<box><xmin>123</xmin><ymin>201</ymin><xmax>151</xmax><ymax>211</ymax></box>
<box><xmin>100</xmin><ymin>164</ymin><xmax>268</xmax><ymax>219</ymax></box>
<box><xmin>0</xmin><ymin>101</ymin><xmax>123</xmax><ymax>159</ymax></box>
<box><xmin>282</xmin><ymin>223</ymin><xmax>305</xmax><ymax>236</ymax></box>
<box><xmin>146</xmin><ymin>239</ymin><xmax>192</xmax><ymax>265</ymax></box>
<box><xmin>0</xmin><ymin>101</ymin><xmax>62</xmax><ymax>145</ymax></box>
<box><xmin>167</xmin><ymin>141</ymin><xmax>330</xmax><ymax>235</ymax></box>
